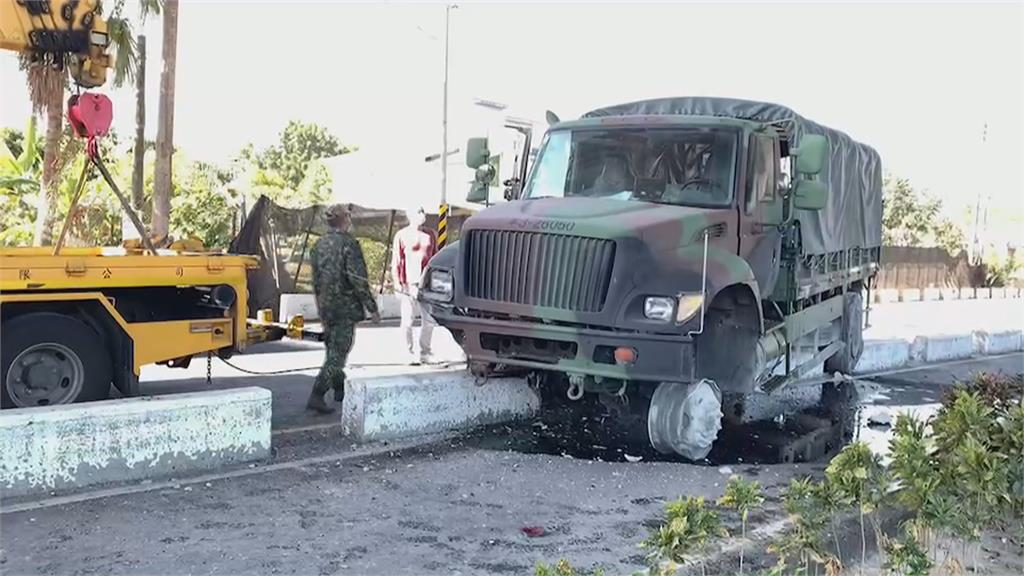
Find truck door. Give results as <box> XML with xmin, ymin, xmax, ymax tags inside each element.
<box><xmin>739</xmin><ymin>132</ymin><xmax>784</xmax><ymax>297</ymax></box>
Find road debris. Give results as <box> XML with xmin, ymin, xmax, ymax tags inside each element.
<box><xmin>521</xmin><ymin>526</ymin><xmax>546</xmax><ymax>538</ymax></box>
<box><xmin>866</xmin><ymin>410</ymin><xmax>893</xmax><ymax>429</ymax></box>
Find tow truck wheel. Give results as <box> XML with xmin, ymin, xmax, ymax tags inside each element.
<box><xmin>1</xmin><ymin>313</ymin><xmax>112</xmax><ymax>409</ymax></box>
<box><xmin>647</xmin><ymin>379</ymin><xmax>723</xmax><ymax>460</ymax></box>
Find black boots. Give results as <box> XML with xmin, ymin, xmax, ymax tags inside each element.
<box><xmin>306</xmin><ymin>390</ymin><xmax>336</xmax><ymax>414</ymax></box>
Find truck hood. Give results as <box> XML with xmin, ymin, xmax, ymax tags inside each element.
<box><xmin>462</xmin><ymin>197</ymin><xmax>728</xmax><ymax>251</ymax></box>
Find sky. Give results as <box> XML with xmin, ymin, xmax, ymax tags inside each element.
<box><xmin>2</xmin><ymin>1</ymin><xmax>1022</xmax><ymax>244</ymax></box>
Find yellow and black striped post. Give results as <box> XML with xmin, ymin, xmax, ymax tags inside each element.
<box><xmin>438</xmin><ymin>203</ymin><xmax>449</xmax><ymax>249</ymax></box>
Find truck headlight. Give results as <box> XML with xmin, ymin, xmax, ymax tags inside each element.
<box><xmin>427</xmin><ymin>269</ymin><xmax>454</xmax><ymax>301</ymax></box>
<box><xmin>675</xmin><ymin>294</ymin><xmax>704</xmax><ymax>323</ymax></box>
<box><xmin>643</xmin><ymin>297</ymin><xmax>675</xmax><ymax>321</ymax></box>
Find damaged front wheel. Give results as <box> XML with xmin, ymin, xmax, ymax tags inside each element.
<box><xmin>647</xmin><ymin>379</ymin><xmax>723</xmax><ymax>460</ymax></box>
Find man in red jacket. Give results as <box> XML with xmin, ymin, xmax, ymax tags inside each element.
<box><xmin>390</xmin><ymin>206</ymin><xmax>437</xmax><ymax>364</ymax></box>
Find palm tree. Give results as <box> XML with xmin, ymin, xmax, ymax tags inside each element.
<box><xmin>111</xmin><ymin>0</ymin><xmax>161</xmax><ymax>213</ymax></box>
<box><xmin>153</xmin><ymin>0</ymin><xmax>179</xmax><ymax>240</ymax></box>
<box><xmin>22</xmin><ymin>57</ymin><xmax>67</xmax><ymax>246</ymax></box>
<box><xmin>23</xmin><ymin>0</ymin><xmax>160</xmax><ymax>245</ymax></box>
<box><xmin>106</xmin><ymin>0</ymin><xmax>161</xmax><ymax>214</ymax></box>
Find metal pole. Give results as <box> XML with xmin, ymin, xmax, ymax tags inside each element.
<box><xmin>438</xmin><ymin>4</ymin><xmax>455</xmax><ymax>248</ymax></box>
<box><xmin>971</xmin><ymin>122</ymin><xmax>987</xmax><ymax>264</ymax></box>
<box><xmin>53</xmin><ymin>161</ymin><xmax>91</xmax><ymax>256</ymax></box>
<box><xmin>441</xmin><ymin>4</ymin><xmax>452</xmax><ymax>207</ymax></box>
<box><xmin>92</xmin><ymin>153</ymin><xmax>157</xmax><ymax>254</ymax></box>
<box><xmin>379</xmin><ymin>209</ymin><xmax>397</xmax><ymax>295</ymax></box>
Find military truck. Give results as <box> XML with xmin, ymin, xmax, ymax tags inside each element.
<box><xmin>419</xmin><ymin>97</ymin><xmax>882</xmax><ymax>459</ymax></box>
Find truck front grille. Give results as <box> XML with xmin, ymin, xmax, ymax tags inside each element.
<box><xmin>463</xmin><ymin>230</ymin><xmax>615</xmax><ymax>313</ymax></box>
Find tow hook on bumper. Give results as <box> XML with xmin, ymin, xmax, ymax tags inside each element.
<box><xmin>567</xmin><ymin>374</ymin><xmax>585</xmax><ymax>400</ymax></box>
<box><xmin>470</xmin><ymin>361</ymin><xmax>490</xmax><ymax>386</ymax></box>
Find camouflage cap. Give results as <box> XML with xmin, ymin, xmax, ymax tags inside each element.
<box><xmin>324</xmin><ymin>203</ymin><xmax>351</xmax><ymax>219</ymax></box>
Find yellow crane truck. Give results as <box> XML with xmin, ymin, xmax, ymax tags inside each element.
<box><xmin>1</xmin><ymin>0</ymin><xmax>308</xmax><ymax>409</ymax></box>
<box><xmin>0</xmin><ymin>248</ymin><xmax>301</xmax><ymax>408</ymax></box>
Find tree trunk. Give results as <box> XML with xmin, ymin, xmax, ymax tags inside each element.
<box><xmin>132</xmin><ymin>34</ymin><xmax>147</xmax><ymax>212</ymax></box>
<box><xmin>33</xmin><ymin>86</ymin><xmax>64</xmax><ymax>246</ymax></box>
<box><xmin>153</xmin><ymin>0</ymin><xmax>179</xmax><ymax>240</ymax></box>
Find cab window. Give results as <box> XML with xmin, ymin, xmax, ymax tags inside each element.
<box><xmin>745</xmin><ymin>134</ymin><xmax>776</xmax><ymax>214</ymax></box>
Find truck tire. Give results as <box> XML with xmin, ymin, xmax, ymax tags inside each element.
<box><xmin>824</xmin><ymin>290</ymin><xmax>864</xmax><ymax>375</ymax></box>
<box><xmin>1</xmin><ymin>312</ymin><xmax>112</xmax><ymax>409</ymax></box>
<box><xmin>695</xmin><ymin>293</ymin><xmax>760</xmax><ymax>394</ymax></box>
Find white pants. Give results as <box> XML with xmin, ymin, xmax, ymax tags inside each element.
<box><xmin>399</xmin><ymin>286</ymin><xmax>435</xmax><ymax>355</ymax></box>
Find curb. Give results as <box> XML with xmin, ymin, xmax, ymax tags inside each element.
<box><xmin>0</xmin><ymin>387</ymin><xmax>271</xmax><ymax>499</ymax></box>
<box><xmin>853</xmin><ymin>330</ymin><xmax>1023</xmax><ymax>376</ymax></box>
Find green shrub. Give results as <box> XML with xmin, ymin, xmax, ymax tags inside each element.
<box><xmin>643</xmin><ymin>496</ymin><xmax>726</xmax><ymax>575</ymax></box>
<box><xmin>357</xmin><ymin>237</ymin><xmax>389</xmax><ymax>290</ymax></box>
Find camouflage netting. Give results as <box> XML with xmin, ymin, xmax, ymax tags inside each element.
<box><xmin>230</xmin><ymin>195</ymin><xmax>471</xmax><ymax>319</ymax></box>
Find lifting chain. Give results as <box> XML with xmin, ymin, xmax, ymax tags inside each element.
<box><xmin>206</xmin><ymin>351</ymin><xmax>213</xmax><ymax>385</ymax></box>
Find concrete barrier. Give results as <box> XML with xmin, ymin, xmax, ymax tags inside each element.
<box><xmin>961</xmin><ymin>287</ymin><xmax>976</xmax><ymax>299</ymax></box>
<box><xmin>279</xmin><ymin>293</ymin><xmax>319</xmax><ymax>322</ymax></box>
<box><xmin>855</xmin><ymin>339</ymin><xmax>912</xmax><ymax>373</ymax></box>
<box><xmin>991</xmin><ymin>287</ymin><xmax>1007</xmax><ymax>299</ymax></box>
<box><xmin>900</xmin><ymin>288</ymin><xmax>922</xmax><ymax>302</ymax></box>
<box><xmin>940</xmin><ymin>288</ymin><xmax>959</xmax><ymax>301</ymax></box>
<box><xmin>0</xmin><ymin>388</ymin><xmax>271</xmax><ymax>499</ymax></box>
<box><xmin>977</xmin><ymin>287</ymin><xmax>991</xmax><ymax>299</ymax></box>
<box><xmin>343</xmin><ymin>369</ymin><xmax>539</xmax><ymax>442</ymax></box>
<box><xmin>911</xmin><ymin>334</ymin><xmax>974</xmax><ymax>363</ymax></box>
<box><xmin>922</xmin><ymin>288</ymin><xmax>941</xmax><ymax>301</ymax></box>
<box><xmin>973</xmin><ymin>330</ymin><xmax>1024</xmax><ymax>355</ymax></box>
<box><xmin>280</xmin><ymin>293</ymin><xmax>402</xmax><ymax>321</ymax></box>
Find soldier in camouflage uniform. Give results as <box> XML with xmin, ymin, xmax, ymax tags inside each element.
<box><xmin>308</xmin><ymin>203</ymin><xmax>381</xmax><ymax>414</ymax></box>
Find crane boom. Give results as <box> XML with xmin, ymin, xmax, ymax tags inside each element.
<box><xmin>0</xmin><ymin>0</ymin><xmax>112</xmax><ymax>88</ymax></box>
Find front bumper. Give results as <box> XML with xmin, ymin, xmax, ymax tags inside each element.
<box><xmin>427</xmin><ymin>304</ymin><xmax>696</xmax><ymax>383</ymax></box>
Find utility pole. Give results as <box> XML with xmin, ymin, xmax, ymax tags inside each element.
<box><xmin>438</xmin><ymin>3</ymin><xmax>456</xmax><ymax>248</ymax></box>
<box><xmin>971</xmin><ymin>122</ymin><xmax>987</xmax><ymax>263</ymax></box>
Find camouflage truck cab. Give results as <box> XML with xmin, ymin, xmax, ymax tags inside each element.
<box><xmin>421</xmin><ymin>97</ymin><xmax>882</xmax><ymax>460</ymax></box>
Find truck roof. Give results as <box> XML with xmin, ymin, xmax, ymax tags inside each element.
<box><xmin>582</xmin><ymin>96</ymin><xmax>878</xmax><ymax>153</ymax></box>
<box><xmin>551</xmin><ymin>114</ymin><xmax>761</xmax><ymax>132</ymax></box>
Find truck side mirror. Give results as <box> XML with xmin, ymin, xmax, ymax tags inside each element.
<box><xmin>466</xmin><ymin>183</ymin><xmax>488</xmax><ymax>203</ymax></box>
<box><xmin>466</xmin><ymin>164</ymin><xmax>496</xmax><ymax>203</ymax></box>
<box><xmin>466</xmin><ymin>137</ymin><xmax>489</xmax><ymax>169</ymax></box>
<box><xmin>792</xmin><ymin>179</ymin><xmax>828</xmax><ymax>211</ymax></box>
<box><xmin>792</xmin><ymin>134</ymin><xmax>827</xmax><ymax>176</ymax></box>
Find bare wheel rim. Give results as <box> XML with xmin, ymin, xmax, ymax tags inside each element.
<box><xmin>849</xmin><ymin>299</ymin><xmax>864</xmax><ymax>360</ymax></box>
<box><xmin>6</xmin><ymin>342</ymin><xmax>85</xmax><ymax>407</ymax></box>
<box><xmin>647</xmin><ymin>379</ymin><xmax>723</xmax><ymax>460</ymax></box>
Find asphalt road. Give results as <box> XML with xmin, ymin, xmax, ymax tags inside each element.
<box><xmin>2</xmin><ymin>353</ymin><xmax>1021</xmax><ymax>576</ymax></box>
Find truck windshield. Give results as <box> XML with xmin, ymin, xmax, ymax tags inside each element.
<box><xmin>523</xmin><ymin>127</ymin><xmax>738</xmax><ymax>207</ymax></box>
